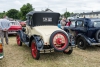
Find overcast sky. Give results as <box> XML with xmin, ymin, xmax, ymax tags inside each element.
<box><xmin>0</xmin><ymin>0</ymin><xmax>100</xmax><ymax>14</ymax></box>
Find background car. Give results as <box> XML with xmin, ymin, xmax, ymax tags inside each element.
<box><xmin>64</xmin><ymin>18</ymin><xmax>100</xmax><ymax>49</ymax></box>
<box><xmin>8</xmin><ymin>21</ymin><xmax>22</xmax><ymax>34</ymax></box>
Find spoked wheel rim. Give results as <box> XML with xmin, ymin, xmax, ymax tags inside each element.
<box><xmin>31</xmin><ymin>41</ymin><xmax>37</xmax><ymax>58</ymax></box>
<box><xmin>53</xmin><ymin>33</ymin><xmax>68</xmax><ymax>50</ymax></box>
<box><xmin>16</xmin><ymin>35</ymin><xmax>21</xmax><ymax>46</ymax></box>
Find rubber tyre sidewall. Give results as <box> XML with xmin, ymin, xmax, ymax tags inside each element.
<box><xmin>77</xmin><ymin>37</ymin><xmax>87</xmax><ymax>50</ymax></box>
<box><xmin>63</xmin><ymin>46</ymin><xmax>73</xmax><ymax>54</ymax></box>
<box><xmin>50</xmin><ymin>30</ymin><xmax>69</xmax><ymax>51</ymax></box>
<box><xmin>95</xmin><ymin>30</ymin><xmax>100</xmax><ymax>42</ymax></box>
<box><xmin>31</xmin><ymin>39</ymin><xmax>40</xmax><ymax>60</ymax></box>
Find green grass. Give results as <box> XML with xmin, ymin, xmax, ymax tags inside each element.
<box><xmin>0</xmin><ymin>36</ymin><xmax>100</xmax><ymax>67</ymax></box>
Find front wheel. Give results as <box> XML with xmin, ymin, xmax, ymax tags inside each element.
<box><xmin>16</xmin><ymin>34</ymin><xmax>22</xmax><ymax>46</ymax></box>
<box><xmin>31</xmin><ymin>40</ymin><xmax>40</xmax><ymax>60</ymax></box>
<box><xmin>77</xmin><ymin>37</ymin><xmax>87</xmax><ymax>49</ymax></box>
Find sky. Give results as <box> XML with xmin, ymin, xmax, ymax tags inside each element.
<box><xmin>0</xmin><ymin>0</ymin><xmax>100</xmax><ymax>14</ymax></box>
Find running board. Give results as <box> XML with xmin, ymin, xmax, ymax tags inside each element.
<box><xmin>91</xmin><ymin>43</ymin><xmax>100</xmax><ymax>45</ymax></box>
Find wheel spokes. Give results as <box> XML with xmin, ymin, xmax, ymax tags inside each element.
<box><xmin>53</xmin><ymin>33</ymin><xmax>68</xmax><ymax>49</ymax></box>
<box><xmin>17</xmin><ymin>35</ymin><xmax>20</xmax><ymax>45</ymax></box>
<box><xmin>31</xmin><ymin>42</ymin><xmax>37</xmax><ymax>58</ymax></box>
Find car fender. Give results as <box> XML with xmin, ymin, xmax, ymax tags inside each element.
<box><xmin>76</xmin><ymin>34</ymin><xmax>91</xmax><ymax>45</ymax></box>
<box><xmin>29</xmin><ymin>35</ymin><xmax>44</xmax><ymax>50</ymax></box>
<box><xmin>17</xmin><ymin>30</ymin><xmax>25</xmax><ymax>42</ymax></box>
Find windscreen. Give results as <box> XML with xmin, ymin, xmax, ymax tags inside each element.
<box><xmin>94</xmin><ymin>21</ymin><xmax>100</xmax><ymax>27</ymax></box>
<box><xmin>32</xmin><ymin>13</ymin><xmax>60</xmax><ymax>26</ymax></box>
<box><xmin>70</xmin><ymin>20</ymin><xmax>75</xmax><ymax>27</ymax></box>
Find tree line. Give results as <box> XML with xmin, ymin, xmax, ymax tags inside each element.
<box><xmin>0</xmin><ymin>3</ymin><xmax>73</xmax><ymax>21</ymax></box>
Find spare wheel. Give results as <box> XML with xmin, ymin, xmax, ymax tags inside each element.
<box><xmin>50</xmin><ymin>30</ymin><xmax>69</xmax><ymax>51</ymax></box>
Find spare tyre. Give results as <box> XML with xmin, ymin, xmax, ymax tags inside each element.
<box><xmin>50</xmin><ymin>30</ymin><xmax>69</xmax><ymax>51</ymax></box>
<box><xmin>95</xmin><ymin>30</ymin><xmax>100</xmax><ymax>42</ymax></box>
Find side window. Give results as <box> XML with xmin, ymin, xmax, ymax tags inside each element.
<box><xmin>26</xmin><ymin>16</ymin><xmax>32</xmax><ymax>26</ymax></box>
<box><xmin>76</xmin><ymin>21</ymin><xmax>84</xmax><ymax>27</ymax></box>
<box><xmin>26</xmin><ymin>16</ymin><xmax>29</xmax><ymax>25</ymax></box>
<box><xmin>30</xmin><ymin>16</ymin><xmax>33</xmax><ymax>26</ymax></box>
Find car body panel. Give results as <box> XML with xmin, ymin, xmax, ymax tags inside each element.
<box><xmin>25</xmin><ymin>25</ymin><xmax>65</xmax><ymax>45</ymax></box>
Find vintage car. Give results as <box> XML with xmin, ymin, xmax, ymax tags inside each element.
<box><xmin>16</xmin><ymin>11</ymin><xmax>73</xmax><ymax>60</ymax></box>
<box><xmin>8</xmin><ymin>21</ymin><xmax>22</xmax><ymax>34</ymax></box>
<box><xmin>64</xmin><ymin>18</ymin><xmax>100</xmax><ymax>49</ymax></box>
<box><xmin>0</xmin><ymin>40</ymin><xmax>3</xmax><ymax>59</ymax></box>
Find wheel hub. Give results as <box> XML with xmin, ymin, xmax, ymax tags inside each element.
<box><xmin>79</xmin><ymin>41</ymin><xmax>82</xmax><ymax>45</ymax></box>
<box><xmin>56</xmin><ymin>38</ymin><xmax>62</xmax><ymax>45</ymax></box>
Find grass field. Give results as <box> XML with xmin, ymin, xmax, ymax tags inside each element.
<box><xmin>0</xmin><ymin>36</ymin><xmax>100</xmax><ymax>67</ymax></box>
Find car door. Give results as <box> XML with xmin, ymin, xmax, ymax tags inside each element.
<box><xmin>75</xmin><ymin>20</ymin><xmax>87</xmax><ymax>34</ymax></box>
<box><xmin>87</xmin><ymin>20</ymin><xmax>100</xmax><ymax>38</ymax></box>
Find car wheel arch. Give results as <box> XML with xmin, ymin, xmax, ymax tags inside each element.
<box><xmin>29</xmin><ymin>35</ymin><xmax>35</xmax><ymax>47</ymax></box>
<box><xmin>76</xmin><ymin>34</ymin><xmax>91</xmax><ymax>46</ymax></box>
<box><xmin>29</xmin><ymin>35</ymin><xmax>44</xmax><ymax>50</ymax></box>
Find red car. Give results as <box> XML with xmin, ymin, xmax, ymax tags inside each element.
<box><xmin>20</xmin><ymin>21</ymin><xmax>26</xmax><ymax>27</ymax></box>
<box><xmin>8</xmin><ymin>21</ymin><xmax>22</xmax><ymax>34</ymax></box>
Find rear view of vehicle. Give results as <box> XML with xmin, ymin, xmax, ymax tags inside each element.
<box><xmin>8</xmin><ymin>21</ymin><xmax>22</xmax><ymax>34</ymax></box>
<box><xmin>0</xmin><ymin>40</ymin><xmax>3</xmax><ymax>59</ymax></box>
<box><xmin>16</xmin><ymin>11</ymin><xmax>73</xmax><ymax>60</ymax></box>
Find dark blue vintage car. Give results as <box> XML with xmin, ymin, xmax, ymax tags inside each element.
<box><xmin>64</xmin><ymin>18</ymin><xmax>100</xmax><ymax>49</ymax></box>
